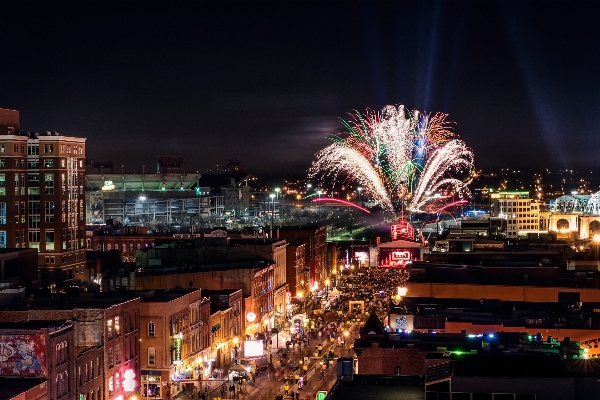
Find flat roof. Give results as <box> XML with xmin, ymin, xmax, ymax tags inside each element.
<box><xmin>137</xmin><ymin>288</ymin><xmax>200</xmax><ymax>303</ymax></box>
<box><xmin>331</xmin><ymin>382</ymin><xmax>424</xmax><ymax>400</ymax></box>
<box><xmin>0</xmin><ymin>377</ymin><xmax>47</xmax><ymax>399</ymax></box>
<box><xmin>0</xmin><ymin>320</ymin><xmax>68</xmax><ymax>330</ymax></box>
<box><xmin>378</xmin><ymin>240</ymin><xmax>423</xmax><ymax>249</ymax></box>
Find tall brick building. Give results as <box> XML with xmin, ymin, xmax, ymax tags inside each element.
<box><xmin>0</xmin><ymin>108</ymin><xmax>87</xmax><ymax>279</ymax></box>
<box><xmin>278</xmin><ymin>226</ymin><xmax>327</xmax><ymax>285</ymax></box>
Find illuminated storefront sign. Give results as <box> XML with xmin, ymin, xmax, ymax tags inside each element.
<box><xmin>174</xmin><ymin>332</ymin><xmax>183</xmax><ymax>363</ymax></box>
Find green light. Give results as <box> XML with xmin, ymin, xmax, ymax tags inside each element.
<box><xmin>528</xmin><ymin>335</ymin><xmax>532</xmax><ymax>341</ymax></box>
<box><xmin>316</xmin><ymin>391</ymin><xmax>327</xmax><ymax>400</ymax></box>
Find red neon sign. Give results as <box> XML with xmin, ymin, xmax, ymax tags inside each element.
<box><xmin>391</xmin><ymin>221</ymin><xmax>414</xmax><ymax>241</ymax></box>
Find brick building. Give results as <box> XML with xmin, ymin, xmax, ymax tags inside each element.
<box><xmin>203</xmin><ymin>289</ymin><xmax>243</xmax><ymax>368</ymax></box>
<box><xmin>139</xmin><ymin>288</ymin><xmax>204</xmax><ymax>399</ymax></box>
<box><xmin>278</xmin><ymin>226</ymin><xmax>327</xmax><ymax>285</ymax></box>
<box><xmin>285</xmin><ymin>243</ymin><xmax>307</xmax><ymax>299</ymax></box>
<box><xmin>0</xmin><ymin>108</ymin><xmax>87</xmax><ymax>279</ymax></box>
<box><xmin>0</xmin><ymin>293</ymin><xmax>140</xmax><ymax>400</ymax></box>
<box><xmin>0</xmin><ymin>320</ymin><xmax>75</xmax><ymax>400</ymax></box>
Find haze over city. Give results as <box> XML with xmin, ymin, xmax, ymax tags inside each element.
<box><xmin>2</xmin><ymin>0</ymin><xmax>600</xmax><ymax>173</ymax></box>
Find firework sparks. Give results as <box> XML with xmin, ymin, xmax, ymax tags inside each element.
<box><xmin>309</xmin><ymin>105</ymin><xmax>475</xmax><ymax>212</ymax></box>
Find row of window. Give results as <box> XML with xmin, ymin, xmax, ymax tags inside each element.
<box><xmin>0</xmin><ymin>158</ymin><xmax>84</xmax><ymax>169</ymax></box>
<box><xmin>0</xmin><ymin>143</ymin><xmax>83</xmax><ymax>155</ymax></box>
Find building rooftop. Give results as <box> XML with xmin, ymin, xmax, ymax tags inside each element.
<box><xmin>0</xmin><ymin>377</ymin><xmax>47</xmax><ymax>400</ymax></box>
<box><xmin>137</xmin><ymin>288</ymin><xmax>200</xmax><ymax>303</ymax></box>
<box><xmin>330</xmin><ymin>382</ymin><xmax>424</xmax><ymax>400</ymax></box>
<box><xmin>201</xmin><ymin>289</ymin><xmax>240</xmax><ymax>296</ymax></box>
<box><xmin>0</xmin><ymin>320</ymin><xmax>69</xmax><ymax>331</ymax></box>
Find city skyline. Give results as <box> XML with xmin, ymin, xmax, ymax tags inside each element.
<box><xmin>1</xmin><ymin>1</ymin><xmax>600</xmax><ymax>174</ymax></box>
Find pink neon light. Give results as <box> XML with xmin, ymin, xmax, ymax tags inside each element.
<box><xmin>312</xmin><ymin>198</ymin><xmax>371</xmax><ymax>213</ymax></box>
<box><xmin>431</xmin><ymin>199</ymin><xmax>468</xmax><ymax>214</ymax></box>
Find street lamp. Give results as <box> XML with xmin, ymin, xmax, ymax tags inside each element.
<box><xmin>275</xmin><ymin>187</ymin><xmax>281</xmax><ymax>201</ymax></box>
<box><xmin>357</xmin><ymin>187</ymin><xmax>362</xmax><ymax>203</ymax></box>
<box><xmin>343</xmin><ymin>331</ymin><xmax>349</xmax><ymax>348</ymax></box>
<box><xmin>325</xmin><ymin>279</ymin><xmax>331</xmax><ymax>298</ymax></box>
<box><xmin>269</xmin><ymin>193</ymin><xmax>275</xmax><ymax>228</ymax></box>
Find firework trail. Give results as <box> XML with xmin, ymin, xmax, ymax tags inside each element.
<box><xmin>309</xmin><ymin>105</ymin><xmax>474</xmax><ymax>212</ymax></box>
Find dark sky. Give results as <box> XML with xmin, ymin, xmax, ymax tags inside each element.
<box><xmin>1</xmin><ymin>0</ymin><xmax>599</xmax><ymax>174</ymax></box>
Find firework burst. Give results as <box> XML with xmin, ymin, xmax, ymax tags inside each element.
<box><xmin>309</xmin><ymin>105</ymin><xmax>474</xmax><ymax>213</ymax></box>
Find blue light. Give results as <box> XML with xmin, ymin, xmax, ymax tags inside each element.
<box><xmin>488</xmin><ymin>334</ymin><xmax>495</xmax><ymax>339</ymax></box>
<box><xmin>468</xmin><ymin>334</ymin><xmax>475</xmax><ymax>338</ymax></box>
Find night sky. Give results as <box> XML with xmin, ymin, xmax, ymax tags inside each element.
<box><xmin>1</xmin><ymin>0</ymin><xmax>599</xmax><ymax>175</ymax></box>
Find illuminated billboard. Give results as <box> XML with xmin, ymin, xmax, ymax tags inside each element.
<box><xmin>0</xmin><ymin>334</ymin><xmax>46</xmax><ymax>377</ymax></box>
<box><xmin>243</xmin><ymin>340</ymin><xmax>264</xmax><ymax>357</ymax></box>
<box><xmin>379</xmin><ymin>248</ymin><xmax>417</xmax><ymax>268</ymax></box>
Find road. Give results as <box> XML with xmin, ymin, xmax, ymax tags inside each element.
<box><xmin>174</xmin><ymin>322</ymin><xmax>359</xmax><ymax>400</ymax></box>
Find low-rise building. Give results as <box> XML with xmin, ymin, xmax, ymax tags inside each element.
<box><xmin>139</xmin><ymin>288</ymin><xmax>203</xmax><ymax>399</ymax></box>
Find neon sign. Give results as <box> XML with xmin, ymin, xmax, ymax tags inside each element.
<box><xmin>122</xmin><ymin>368</ymin><xmax>136</xmax><ymax>392</ymax></box>
<box><xmin>174</xmin><ymin>332</ymin><xmax>183</xmax><ymax>362</ymax></box>
<box><xmin>380</xmin><ymin>249</ymin><xmax>412</xmax><ymax>268</ymax></box>
<box><xmin>391</xmin><ymin>221</ymin><xmax>414</xmax><ymax>241</ymax></box>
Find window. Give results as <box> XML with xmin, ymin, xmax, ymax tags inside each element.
<box><xmin>0</xmin><ymin>174</ymin><xmax>5</xmax><ymax>195</ymax></box>
<box><xmin>108</xmin><ymin>347</ymin><xmax>114</xmax><ymax>368</ymax></box>
<box><xmin>0</xmin><ymin>160</ymin><xmax>5</xmax><ymax>167</ymax></box>
<box><xmin>115</xmin><ymin>343</ymin><xmax>121</xmax><ymax>365</ymax></box>
<box><xmin>394</xmin><ymin>366</ymin><xmax>402</xmax><ymax>375</ymax></box>
<box><xmin>61</xmin><ymin>159</ymin><xmax>65</xmax><ymax>167</ymax></box>
<box><xmin>45</xmin><ymin>173</ymin><xmax>54</xmax><ymax>195</ymax></box>
<box><xmin>115</xmin><ymin>316</ymin><xmax>120</xmax><ymax>336</ymax></box>
<box><xmin>44</xmin><ymin>159</ymin><xmax>54</xmax><ymax>167</ymax></box>
<box><xmin>13</xmin><ymin>144</ymin><xmax>17</xmax><ymax>153</ymax></box>
<box><xmin>29</xmin><ymin>230</ymin><xmax>40</xmax><ymax>243</ymax></box>
<box><xmin>107</xmin><ymin>319</ymin><xmax>113</xmax><ymax>340</ymax></box>
<box><xmin>1</xmin><ymin>145</ymin><xmax>4</xmax><ymax>153</ymax></box>
<box><xmin>0</xmin><ymin>231</ymin><xmax>5</xmax><ymax>249</ymax></box>
<box><xmin>45</xmin><ymin>230</ymin><xmax>54</xmax><ymax>251</ymax></box>
<box><xmin>45</xmin><ymin>201</ymin><xmax>54</xmax><ymax>222</ymax></box>
<box><xmin>147</xmin><ymin>321</ymin><xmax>155</xmax><ymax>337</ymax></box>
<box><xmin>148</xmin><ymin>347</ymin><xmax>156</xmax><ymax>366</ymax></box>
<box><xmin>0</xmin><ymin>203</ymin><xmax>6</xmax><ymax>224</ymax></box>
